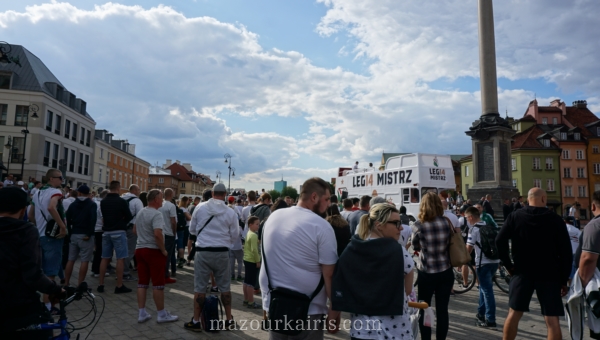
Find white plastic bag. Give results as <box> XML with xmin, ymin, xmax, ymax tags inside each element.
<box><xmin>423</xmin><ymin>307</ymin><xmax>435</xmax><ymax>328</ymax></box>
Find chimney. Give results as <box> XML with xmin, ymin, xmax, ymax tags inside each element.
<box><xmin>176</xmin><ymin>160</ymin><xmax>181</xmax><ymax>165</ymax></box>
<box><xmin>165</xmin><ymin>159</ymin><xmax>172</xmax><ymax>167</ymax></box>
<box><xmin>550</xmin><ymin>99</ymin><xmax>562</xmax><ymax>107</ymax></box>
<box><xmin>526</xmin><ymin>99</ymin><xmax>538</xmax><ymax>118</ymax></box>
<box><xmin>573</xmin><ymin>100</ymin><xmax>588</xmax><ymax>109</ymax></box>
<box><xmin>183</xmin><ymin>163</ymin><xmax>192</xmax><ymax>171</ymax></box>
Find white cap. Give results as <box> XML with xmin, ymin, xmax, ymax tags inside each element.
<box><xmin>17</xmin><ymin>181</ymin><xmax>24</xmax><ymax>185</ymax></box>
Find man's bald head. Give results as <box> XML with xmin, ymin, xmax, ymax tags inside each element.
<box><xmin>528</xmin><ymin>187</ymin><xmax>546</xmax><ymax>207</ymax></box>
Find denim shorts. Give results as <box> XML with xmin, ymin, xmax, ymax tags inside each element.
<box><xmin>101</xmin><ymin>231</ymin><xmax>128</xmax><ymax>259</ymax></box>
<box><xmin>40</xmin><ymin>236</ymin><xmax>64</xmax><ymax>277</ymax></box>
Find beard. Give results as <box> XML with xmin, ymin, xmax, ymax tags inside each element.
<box><xmin>310</xmin><ymin>202</ymin><xmax>326</xmax><ymax>219</ymax></box>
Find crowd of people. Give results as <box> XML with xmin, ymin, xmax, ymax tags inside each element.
<box><xmin>1</xmin><ymin>168</ymin><xmax>599</xmax><ymax>340</ymax></box>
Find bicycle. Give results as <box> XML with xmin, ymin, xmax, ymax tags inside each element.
<box><xmin>492</xmin><ymin>263</ymin><xmax>511</xmax><ymax>294</ymax></box>
<box><xmin>412</xmin><ymin>251</ymin><xmax>477</xmax><ymax>294</ymax></box>
<box><xmin>17</xmin><ymin>282</ymin><xmax>104</xmax><ymax>339</ymax></box>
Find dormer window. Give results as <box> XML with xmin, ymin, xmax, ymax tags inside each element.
<box><xmin>542</xmin><ymin>139</ymin><xmax>550</xmax><ymax>147</ymax></box>
<box><xmin>552</xmin><ymin>118</ymin><xmax>558</xmax><ymax>125</ymax></box>
<box><xmin>561</xmin><ymin>132</ymin><xmax>567</xmax><ymax>140</ymax></box>
<box><xmin>574</xmin><ymin>133</ymin><xmax>581</xmax><ymax>141</ymax></box>
<box><xmin>597</xmin><ymin>127</ymin><xmax>600</xmax><ymax>136</ymax></box>
<box><xmin>0</xmin><ymin>73</ymin><xmax>11</xmax><ymax>89</ymax></box>
<box><xmin>542</xmin><ymin>118</ymin><xmax>548</xmax><ymax>125</ymax></box>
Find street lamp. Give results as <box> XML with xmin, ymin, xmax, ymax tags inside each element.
<box><xmin>224</xmin><ymin>153</ymin><xmax>235</xmax><ymax>194</ymax></box>
<box><xmin>19</xmin><ymin>104</ymin><xmax>39</xmax><ymax>181</ymax></box>
<box><xmin>215</xmin><ymin>170</ymin><xmax>221</xmax><ymax>184</ymax></box>
<box><xmin>4</xmin><ymin>135</ymin><xmax>12</xmax><ymax>177</ymax></box>
<box><xmin>0</xmin><ymin>41</ymin><xmax>21</xmax><ymax>67</ymax></box>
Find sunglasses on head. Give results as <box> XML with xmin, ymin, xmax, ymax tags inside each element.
<box><xmin>52</xmin><ymin>176</ymin><xmax>64</xmax><ymax>180</ymax></box>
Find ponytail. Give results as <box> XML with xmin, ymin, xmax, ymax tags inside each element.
<box><xmin>357</xmin><ymin>214</ymin><xmax>372</xmax><ymax>240</ymax></box>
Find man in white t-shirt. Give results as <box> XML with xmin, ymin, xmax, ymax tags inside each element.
<box><xmin>569</xmin><ymin>205</ymin><xmax>579</xmax><ymax>228</ymax></box>
<box><xmin>122</xmin><ymin>185</ymin><xmax>144</xmax><ymax>282</ymax></box>
<box><xmin>564</xmin><ymin>216</ymin><xmax>581</xmax><ymax>282</ymax></box>
<box><xmin>465</xmin><ymin>207</ymin><xmax>500</xmax><ymax>328</ymax></box>
<box><xmin>158</xmin><ymin>188</ymin><xmax>177</xmax><ymax>283</ymax></box>
<box><xmin>28</xmin><ymin>168</ymin><xmax>68</xmax><ymax>312</ymax></box>
<box><xmin>352</xmin><ymin>161</ymin><xmax>359</xmax><ymax>172</ymax></box>
<box><xmin>442</xmin><ymin>199</ymin><xmax>460</xmax><ymax>229</ymax></box>
<box><xmin>3</xmin><ymin>174</ymin><xmax>14</xmax><ymax>187</ymax></box>
<box><xmin>259</xmin><ymin>177</ymin><xmax>340</xmax><ymax>337</ymax></box>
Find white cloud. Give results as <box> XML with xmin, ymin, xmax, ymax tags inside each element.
<box><xmin>0</xmin><ymin>1</ymin><xmax>598</xmax><ymax>190</ymax></box>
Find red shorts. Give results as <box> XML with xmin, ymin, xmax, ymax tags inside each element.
<box><xmin>135</xmin><ymin>248</ymin><xmax>167</xmax><ymax>289</ymax></box>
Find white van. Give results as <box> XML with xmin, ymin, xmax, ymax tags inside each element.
<box><xmin>335</xmin><ymin>153</ymin><xmax>456</xmax><ymax>220</ymax></box>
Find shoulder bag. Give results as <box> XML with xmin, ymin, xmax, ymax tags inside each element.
<box><xmin>37</xmin><ymin>191</ymin><xmax>61</xmax><ymax>238</ymax></box>
<box><xmin>444</xmin><ymin>216</ymin><xmax>471</xmax><ymax>267</ymax></box>
<box><xmin>261</xmin><ymin>226</ymin><xmax>324</xmax><ymax>336</ymax></box>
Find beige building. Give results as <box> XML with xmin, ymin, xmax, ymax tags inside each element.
<box><xmin>0</xmin><ymin>44</ymin><xmax>95</xmax><ymax>186</ymax></box>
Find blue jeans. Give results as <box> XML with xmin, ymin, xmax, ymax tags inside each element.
<box><xmin>101</xmin><ymin>231</ymin><xmax>128</xmax><ymax>259</ymax></box>
<box><xmin>40</xmin><ymin>236</ymin><xmax>64</xmax><ymax>277</ymax></box>
<box><xmin>477</xmin><ymin>263</ymin><xmax>499</xmax><ymax>323</ymax></box>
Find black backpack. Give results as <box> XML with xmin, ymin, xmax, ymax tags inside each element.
<box><xmin>176</xmin><ymin>207</ymin><xmax>187</xmax><ymax>231</ymax></box>
<box><xmin>474</xmin><ymin>223</ymin><xmax>500</xmax><ymax>264</ymax></box>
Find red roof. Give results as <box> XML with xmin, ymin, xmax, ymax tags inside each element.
<box><xmin>512</xmin><ymin>125</ymin><xmax>558</xmax><ymax>150</ymax></box>
<box><xmin>564</xmin><ymin>106</ymin><xmax>599</xmax><ymax>137</ymax></box>
<box><xmin>166</xmin><ymin>163</ymin><xmax>195</xmax><ymax>181</ymax></box>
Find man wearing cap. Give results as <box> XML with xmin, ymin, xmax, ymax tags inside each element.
<box><xmin>17</xmin><ymin>180</ymin><xmax>28</xmax><ymax>193</ymax></box>
<box><xmin>0</xmin><ymin>187</ymin><xmax>63</xmax><ymax>339</ymax></box>
<box><xmin>184</xmin><ymin>183</ymin><xmax>240</xmax><ymax>331</ymax></box>
<box><xmin>64</xmin><ymin>185</ymin><xmax>97</xmax><ymax>287</ymax></box>
<box><xmin>28</xmin><ymin>168</ymin><xmax>67</xmax><ymax>313</ymax></box>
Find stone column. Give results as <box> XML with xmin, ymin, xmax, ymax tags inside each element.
<box><xmin>478</xmin><ymin>0</ymin><xmax>499</xmax><ymax>116</ymax></box>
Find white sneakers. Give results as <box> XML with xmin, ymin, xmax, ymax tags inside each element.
<box><xmin>157</xmin><ymin>311</ymin><xmax>179</xmax><ymax>323</ymax></box>
<box><xmin>138</xmin><ymin>312</ymin><xmax>152</xmax><ymax>323</ymax></box>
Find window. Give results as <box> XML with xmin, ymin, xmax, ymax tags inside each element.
<box><xmin>533</xmin><ymin>157</ymin><xmax>541</xmax><ymax>170</ymax></box>
<box><xmin>100</xmin><ymin>148</ymin><xmax>104</xmax><ymax>159</ymax></box>
<box><xmin>561</xmin><ymin>132</ymin><xmax>567</xmax><ymax>140</ymax></box>
<box><xmin>0</xmin><ymin>73</ymin><xmax>11</xmax><ymax>89</ymax></box>
<box><xmin>8</xmin><ymin>137</ymin><xmax>22</xmax><ymax>162</ymax></box>
<box><xmin>563</xmin><ymin>150</ymin><xmax>571</xmax><ymax>159</ymax></box>
<box><xmin>54</xmin><ymin>115</ymin><xmax>61</xmax><ymax>135</ymax></box>
<box><xmin>86</xmin><ymin>129</ymin><xmax>90</xmax><ymax>147</ymax></box>
<box><xmin>84</xmin><ymin>155</ymin><xmax>89</xmax><ymax>175</ymax></box>
<box><xmin>98</xmin><ymin>167</ymin><xmax>103</xmax><ymax>182</ymax></box>
<box><xmin>69</xmin><ymin>150</ymin><xmax>75</xmax><ymax>172</ymax></box>
<box><xmin>577</xmin><ymin>167</ymin><xmax>585</xmax><ymax>178</ymax></box>
<box><xmin>576</xmin><ymin>150</ymin><xmax>584</xmax><ymax>160</ymax></box>
<box><xmin>579</xmin><ymin>186</ymin><xmax>587</xmax><ymax>197</ymax></box>
<box><xmin>120</xmin><ymin>158</ymin><xmax>123</xmax><ymax>166</ymax></box>
<box><xmin>580</xmin><ymin>209</ymin><xmax>588</xmax><ymax>220</ymax></box>
<box><xmin>574</xmin><ymin>133</ymin><xmax>581</xmax><ymax>141</ymax></box>
<box><xmin>542</xmin><ymin>139</ymin><xmax>550</xmax><ymax>147</ymax></box>
<box><xmin>0</xmin><ymin>104</ymin><xmax>7</xmax><ymax>125</ymax></box>
<box><xmin>596</xmin><ymin>183</ymin><xmax>600</xmax><ymax>192</ymax></box>
<box><xmin>465</xmin><ymin>166</ymin><xmax>469</xmax><ymax>177</ymax></box>
<box><xmin>533</xmin><ymin>179</ymin><xmax>541</xmax><ymax>188</ymax></box>
<box><xmin>43</xmin><ymin>141</ymin><xmax>50</xmax><ymax>166</ymax></box>
<box><xmin>15</xmin><ymin>105</ymin><xmax>28</xmax><ymax>126</ymax></box>
<box><xmin>512</xmin><ymin>179</ymin><xmax>517</xmax><ymax>187</ymax></box>
<box><xmin>595</xmin><ymin>164</ymin><xmax>600</xmax><ymax>174</ymax></box>
<box><xmin>545</xmin><ymin>157</ymin><xmax>554</xmax><ymax>170</ymax></box>
<box><xmin>597</xmin><ymin>127</ymin><xmax>600</xmax><ymax>137</ymax></box>
<box><xmin>542</xmin><ymin>117</ymin><xmax>548</xmax><ymax>125</ymax></box>
<box><xmin>564</xmin><ymin>167</ymin><xmax>571</xmax><ymax>178</ymax></box>
<box><xmin>72</xmin><ymin>123</ymin><xmax>77</xmax><ymax>141</ymax></box>
<box><xmin>80</xmin><ymin>127</ymin><xmax>85</xmax><ymax>144</ymax></box>
<box><xmin>553</xmin><ymin>117</ymin><xmax>558</xmax><ymax>125</ymax></box>
<box><xmin>565</xmin><ymin>186</ymin><xmax>573</xmax><ymax>197</ymax></box>
<box><xmin>594</xmin><ymin>145</ymin><xmax>599</xmax><ymax>154</ymax></box>
<box><xmin>46</xmin><ymin>111</ymin><xmax>53</xmax><ymax>131</ymax></box>
<box><xmin>63</xmin><ymin>147</ymin><xmax>68</xmax><ymax>167</ymax></box>
<box><xmin>159</xmin><ymin>178</ymin><xmax>164</xmax><ymax>184</ymax></box>
<box><xmin>52</xmin><ymin>143</ymin><xmax>59</xmax><ymax>168</ymax></box>
<box><xmin>65</xmin><ymin>119</ymin><xmax>71</xmax><ymax>138</ymax></box>
<box><xmin>148</xmin><ymin>177</ymin><xmax>152</xmax><ymax>183</ymax></box>
<box><xmin>547</xmin><ymin>179</ymin><xmax>555</xmax><ymax>191</ymax></box>
<box><xmin>78</xmin><ymin>152</ymin><xmax>83</xmax><ymax>174</ymax></box>
<box><xmin>181</xmin><ymin>182</ymin><xmax>186</xmax><ymax>188</ymax></box>
<box><xmin>511</xmin><ymin>158</ymin><xmax>516</xmax><ymax>171</ymax></box>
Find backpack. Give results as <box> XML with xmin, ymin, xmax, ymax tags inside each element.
<box><xmin>202</xmin><ymin>295</ymin><xmax>224</xmax><ymax>332</ymax></box>
<box><xmin>474</xmin><ymin>223</ymin><xmax>500</xmax><ymax>264</ymax></box>
<box><xmin>176</xmin><ymin>207</ymin><xmax>187</xmax><ymax>231</ymax></box>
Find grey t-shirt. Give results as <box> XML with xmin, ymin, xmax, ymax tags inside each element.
<box><xmin>348</xmin><ymin>209</ymin><xmax>368</xmax><ymax>235</ymax></box>
<box><xmin>135</xmin><ymin>207</ymin><xmax>166</xmax><ymax>250</ymax></box>
<box><xmin>581</xmin><ymin>215</ymin><xmax>600</xmax><ymax>271</ymax></box>
<box><xmin>159</xmin><ymin>201</ymin><xmax>177</xmax><ymax>236</ymax></box>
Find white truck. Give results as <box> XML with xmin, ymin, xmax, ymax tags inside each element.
<box><xmin>335</xmin><ymin>153</ymin><xmax>456</xmax><ymax>220</ymax></box>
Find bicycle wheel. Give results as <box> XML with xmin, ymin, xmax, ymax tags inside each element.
<box><xmin>493</xmin><ymin>265</ymin><xmax>510</xmax><ymax>294</ymax></box>
<box><xmin>452</xmin><ymin>264</ymin><xmax>476</xmax><ymax>294</ymax></box>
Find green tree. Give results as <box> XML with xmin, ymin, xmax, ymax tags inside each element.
<box><xmin>281</xmin><ymin>186</ymin><xmax>299</xmax><ymax>200</ymax></box>
<box><xmin>268</xmin><ymin>189</ymin><xmax>281</xmax><ymax>201</ymax></box>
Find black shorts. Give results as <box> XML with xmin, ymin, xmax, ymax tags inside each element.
<box><xmin>243</xmin><ymin>260</ymin><xmax>258</xmax><ymax>286</ymax></box>
<box><xmin>508</xmin><ymin>274</ymin><xmax>564</xmax><ymax>316</ymax></box>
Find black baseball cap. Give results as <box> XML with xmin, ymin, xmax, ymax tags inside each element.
<box><xmin>0</xmin><ymin>187</ymin><xmax>29</xmax><ymax>213</ymax></box>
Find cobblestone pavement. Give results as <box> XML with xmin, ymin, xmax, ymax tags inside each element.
<box><xmin>62</xmin><ymin>261</ymin><xmax>590</xmax><ymax>340</ymax></box>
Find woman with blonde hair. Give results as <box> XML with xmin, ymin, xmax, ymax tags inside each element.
<box><xmin>332</xmin><ymin>203</ymin><xmax>414</xmax><ymax>340</ymax></box>
<box><xmin>412</xmin><ymin>191</ymin><xmax>454</xmax><ymax>340</ymax></box>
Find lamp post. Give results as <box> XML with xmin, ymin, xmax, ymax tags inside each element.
<box><xmin>19</xmin><ymin>104</ymin><xmax>39</xmax><ymax>180</ymax></box>
<box><xmin>0</xmin><ymin>41</ymin><xmax>21</xmax><ymax>67</ymax></box>
<box><xmin>4</xmin><ymin>135</ymin><xmax>12</xmax><ymax>177</ymax></box>
<box><xmin>224</xmin><ymin>153</ymin><xmax>235</xmax><ymax>195</ymax></box>
<box><xmin>215</xmin><ymin>170</ymin><xmax>221</xmax><ymax>184</ymax></box>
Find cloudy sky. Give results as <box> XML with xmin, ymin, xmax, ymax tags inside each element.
<box><xmin>1</xmin><ymin>0</ymin><xmax>598</xmax><ymax>191</ymax></box>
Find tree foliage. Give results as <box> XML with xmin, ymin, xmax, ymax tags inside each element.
<box><xmin>281</xmin><ymin>186</ymin><xmax>299</xmax><ymax>200</ymax></box>
<box><xmin>268</xmin><ymin>189</ymin><xmax>281</xmax><ymax>201</ymax></box>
